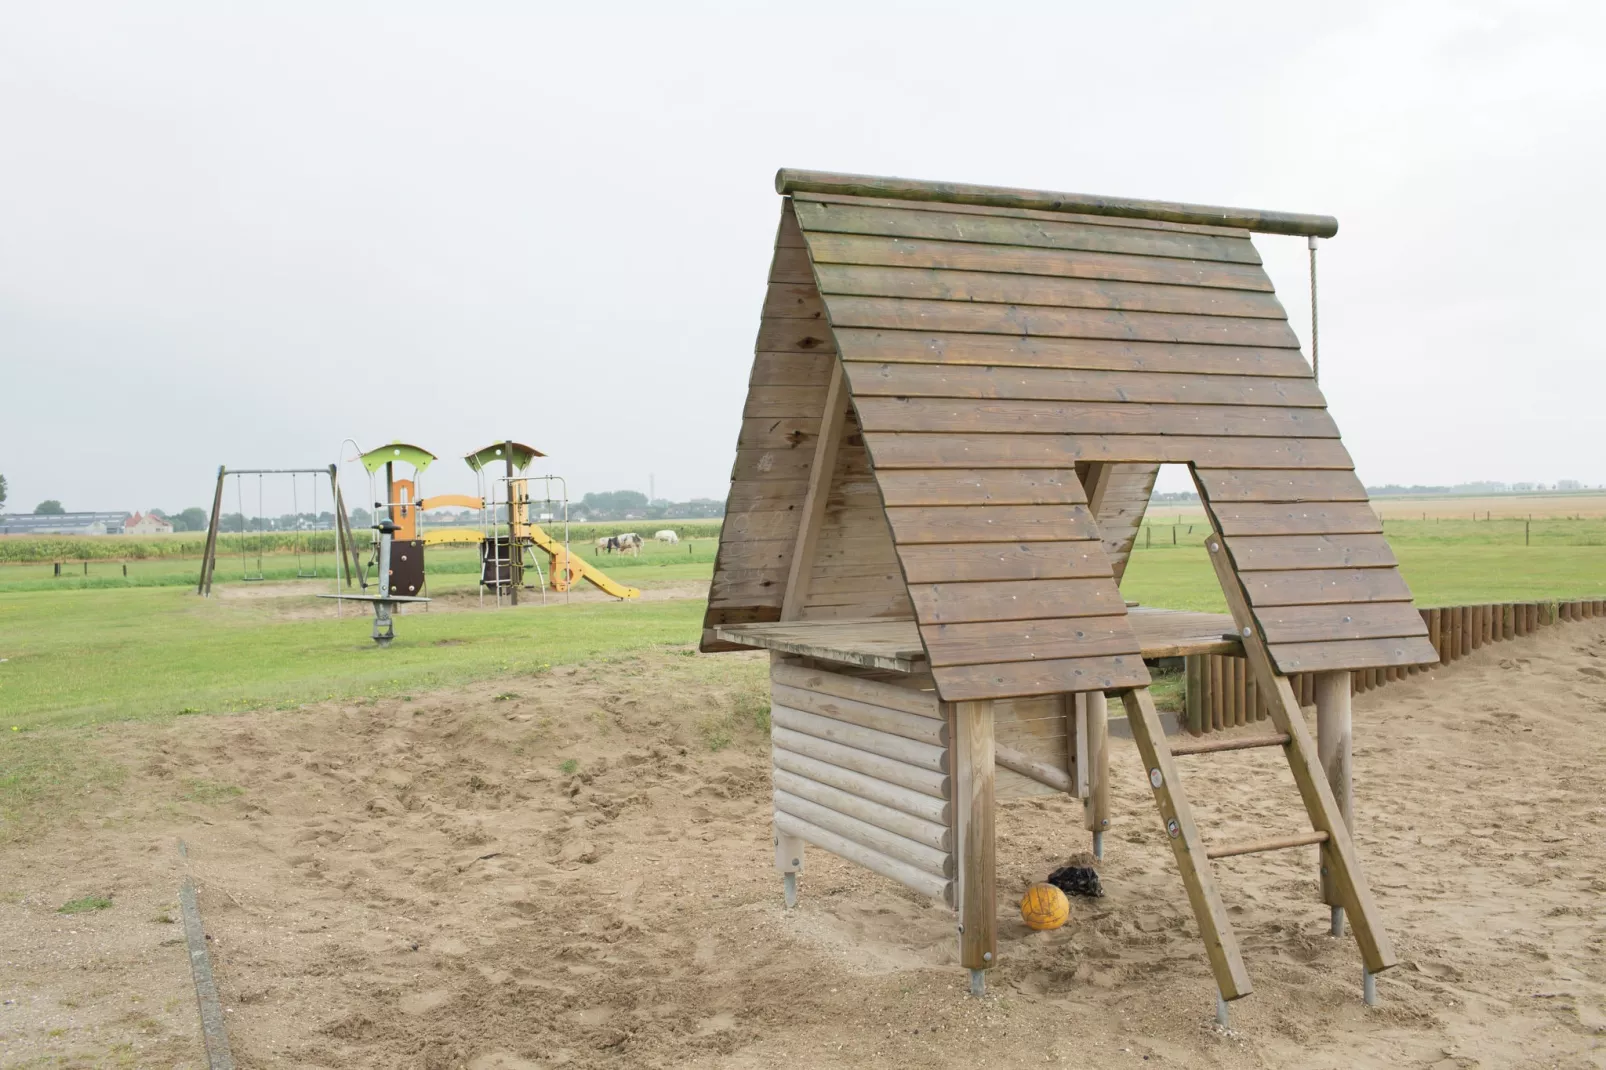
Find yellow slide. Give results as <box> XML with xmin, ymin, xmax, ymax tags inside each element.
<box><xmin>526</xmin><ymin>525</ymin><xmax>640</xmax><ymax>600</ymax></box>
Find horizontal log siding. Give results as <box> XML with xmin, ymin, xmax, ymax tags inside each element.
<box><xmin>770</xmin><ymin>661</ymin><xmax>955</xmax><ymax>902</ymax></box>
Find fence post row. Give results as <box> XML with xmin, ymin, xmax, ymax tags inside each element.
<box><xmin>1181</xmin><ymin>598</ymin><xmax>1600</xmax><ymax>735</ymax></box>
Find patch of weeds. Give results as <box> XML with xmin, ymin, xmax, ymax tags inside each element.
<box><xmin>589</xmin><ymin>709</ymin><xmax>612</xmax><ymax>735</ymax></box>
<box><xmin>180</xmin><ymin>779</ymin><xmax>243</xmax><ymax>804</ymax></box>
<box><xmin>152</xmin><ymin>911</ymin><xmax>176</xmax><ymax>924</ymax></box>
<box><xmin>675</xmin><ymin>649</ymin><xmax>698</xmax><ymax>657</ymax></box>
<box><xmin>0</xmin><ymin>733</ymin><xmax>126</xmax><ymax>845</ymax></box>
<box><xmin>558</xmin><ymin>758</ymin><xmax>579</xmax><ymax>775</ymax></box>
<box><xmin>1147</xmin><ymin>663</ymin><xmax>1186</xmax><ymax>713</ymax></box>
<box><xmin>700</xmin><ymin>716</ymin><xmax>734</xmax><ymax>752</ymax></box>
<box><xmin>58</xmin><ymin>895</ymin><xmax>113</xmax><ymax>914</ymax></box>
<box><xmin>735</xmin><ymin>689</ymin><xmax>772</xmax><ymax>734</ymax></box>
<box><xmin>178</xmin><ymin>707</ymin><xmax>201</xmax><ymax>716</ymax></box>
<box><xmin>493</xmin><ymin>692</ymin><xmax>519</xmax><ymax>702</ymax></box>
<box><xmin>468</xmin><ymin>774</ymin><xmax>488</xmax><ymax>792</ymax></box>
<box><xmin>697</xmin><ymin>686</ymin><xmax>772</xmax><ymax>752</ymax></box>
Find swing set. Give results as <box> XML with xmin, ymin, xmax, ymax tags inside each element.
<box><xmin>195</xmin><ymin>466</ymin><xmax>347</xmax><ymax>596</ymax></box>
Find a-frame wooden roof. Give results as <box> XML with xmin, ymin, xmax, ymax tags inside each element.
<box><xmin>704</xmin><ymin>170</ymin><xmax>1436</xmax><ymax>702</ymax></box>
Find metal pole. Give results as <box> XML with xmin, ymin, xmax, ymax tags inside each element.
<box><xmin>505</xmin><ymin>441</ymin><xmax>518</xmax><ymax>607</ymax></box>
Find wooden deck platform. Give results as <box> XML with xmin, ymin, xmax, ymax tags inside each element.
<box><xmin>713</xmin><ymin>607</ymin><xmax>1241</xmax><ymax>674</ymax></box>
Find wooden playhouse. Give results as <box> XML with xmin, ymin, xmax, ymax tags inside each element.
<box><xmin>702</xmin><ymin>169</ymin><xmax>1437</xmax><ymax>1008</ymax></box>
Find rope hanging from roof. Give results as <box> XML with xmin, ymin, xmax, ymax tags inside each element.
<box><xmin>1308</xmin><ymin>236</ymin><xmax>1320</xmax><ymax>383</ymax></box>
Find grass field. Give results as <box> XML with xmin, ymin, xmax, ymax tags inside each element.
<box><xmin>2</xmin><ymin>531</ymin><xmax>1602</xmax><ymax>732</ymax></box>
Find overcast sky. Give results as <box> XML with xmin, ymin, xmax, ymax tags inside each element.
<box><xmin>2</xmin><ymin>1</ymin><xmax>1602</xmax><ymax>514</ymax></box>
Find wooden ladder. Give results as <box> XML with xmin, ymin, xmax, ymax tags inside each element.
<box><xmin>1116</xmin><ymin>534</ymin><xmax>1399</xmax><ymax>1017</ymax></box>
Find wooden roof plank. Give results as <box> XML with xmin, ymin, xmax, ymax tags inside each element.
<box><xmin>862</xmin><ymin>433</ymin><xmax>1355</xmax><ymax>470</ymax></box>
<box><xmin>896</xmin><ymin>541</ymin><xmax>1113</xmax><ymax>584</ymax></box>
<box><xmin>1226</xmin><ymin>533</ymin><xmax>1398</xmax><ymax>572</ymax></box>
<box><xmin>813</xmin><ymin>265</ymin><xmax>1289</xmax><ymax>319</ymax></box>
<box><xmin>854</xmin><ymin>398</ymin><xmax>1340</xmax><ymax>438</ymax></box>
<box><xmin>873</xmin><ymin>468</ymin><xmax>1088</xmax><ymax>507</ymax></box>
<box><xmin>1268</xmin><ymin>635</ymin><xmax>1440</xmax><ymax>672</ymax></box>
<box><xmin>805</xmin><ymin>231</ymin><xmax>1274</xmax><ymax>289</ymax></box>
<box><xmin>792</xmin><ymin>199</ymin><xmax>1265</xmax><ymax>263</ymax></box>
<box><xmin>791</xmin><ymin>190</ymin><xmax>1254</xmax><ymax>237</ymax></box>
<box><xmin>833</xmin><ymin>330</ymin><xmax>1313</xmax><ymax>377</ymax></box>
<box><xmin>907</xmin><ymin>577</ymin><xmax>1128</xmax><ymax>624</ymax></box>
<box><xmin>1195</xmin><ymin>467</ymin><xmax>1368</xmax><ymax>502</ymax></box>
<box><xmin>1211</xmin><ymin>501</ymin><xmax>1383</xmax><ymax>537</ymax></box>
<box><xmin>822</xmin><ymin>296</ymin><xmax>1302</xmax><ymax>349</ymax></box>
<box><xmin>843</xmin><ymin>362</ymin><xmax>1326</xmax><ymax>407</ymax></box>
<box><xmin>885</xmin><ymin>504</ymin><xmax>1100</xmax><ymax>544</ymax></box>
<box><xmin>1255</xmin><ymin>602</ymin><xmax>1431</xmax><ymax>645</ymax></box>
<box><xmin>920</xmin><ymin>615</ymin><xmax>1142</xmax><ymax>667</ymax></box>
<box><xmin>1238</xmin><ymin>567</ymin><xmax>1415</xmax><ymax>607</ymax></box>
<box><xmin>933</xmin><ymin>654</ymin><xmax>1152</xmax><ymax>702</ymax></box>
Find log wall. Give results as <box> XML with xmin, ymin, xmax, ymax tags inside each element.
<box><xmin>769</xmin><ymin>659</ymin><xmax>955</xmax><ymax>904</ymax></box>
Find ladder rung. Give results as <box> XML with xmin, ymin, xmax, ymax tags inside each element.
<box><xmin>1170</xmin><ymin>733</ymin><xmax>1290</xmax><ymax>756</ymax></box>
<box><xmin>1207</xmin><ymin>831</ymin><xmax>1329</xmax><ymax>861</ymax></box>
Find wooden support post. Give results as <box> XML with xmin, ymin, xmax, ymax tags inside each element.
<box><xmin>951</xmin><ymin>699</ymin><xmax>996</xmax><ymax>991</ymax></box>
<box><xmin>1315</xmin><ymin>671</ymin><xmax>1353</xmax><ymax>927</ymax></box>
<box><xmin>196</xmin><ymin>466</ymin><xmax>227</xmax><ymax>597</ymax></box>
<box><xmin>1204</xmin><ymin>534</ymin><xmax>1397</xmax><ymax>977</ymax></box>
<box><xmin>1122</xmin><ymin>688</ymin><xmax>1252</xmax><ymax>1000</ymax></box>
<box><xmin>780</xmin><ymin>362</ymin><xmax>848</xmax><ymax>621</ymax></box>
<box><xmin>1460</xmin><ymin>606</ymin><xmax>1473</xmax><ymax>657</ymax></box>
<box><xmin>775</xmin><ymin>824</ymin><xmax>804</xmax><ymax>908</ymax></box>
<box><xmin>1185</xmin><ymin>655</ymin><xmax>1205</xmax><ymax>736</ymax></box>
<box><xmin>1084</xmin><ymin>690</ymin><xmax>1110</xmax><ymax>852</ymax></box>
<box><xmin>1503</xmin><ymin>603</ymin><xmax>1516</xmax><ymax>641</ymax></box>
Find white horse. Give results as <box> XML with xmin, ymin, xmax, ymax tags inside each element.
<box><xmin>654</xmin><ymin>529</ymin><xmax>679</xmax><ymax>544</ymax></box>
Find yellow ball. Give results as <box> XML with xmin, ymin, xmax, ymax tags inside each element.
<box><xmin>1020</xmin><ymin>882</ymin><xmax>1070</xmax><ymax>931</ymax></box>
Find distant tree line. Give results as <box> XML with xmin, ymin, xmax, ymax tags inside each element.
<box><xmin>1367</xmin><ymin>480</ymin><xmax>1595</xmax><ymax>496</ymax></box>
<box><xmin>570</xmin><ymin>489</ymin><xmax>725</xmax><ymax>522</ymax></box>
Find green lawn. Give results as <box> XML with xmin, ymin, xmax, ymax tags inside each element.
<box><xmin>1121</xmin><ymin>541</ymin><xmax>1606</xmax><ymax>612</ymax></box>
<box><xmin>2</xmin><ymin>530</ymin><xmax>1602</xmax><ymax>735</ymax></box>
<box><xmin>0</xmin><ymin>584</ymin><xmax>707</xmax><ymax>731</ymax></box>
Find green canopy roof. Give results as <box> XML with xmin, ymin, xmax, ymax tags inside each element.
<box><xmin>358</xmin><ymin>442</ymin><xmax>437</xmax><ymax>475</ymax></box>
<box><xmin>464</xmin><ymin>441</ymin><xmax>545</xmax><ymax>473</ymax></box>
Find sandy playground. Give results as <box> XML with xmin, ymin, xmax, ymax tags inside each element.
<box><xmin>2</xmin><ymin>620</ymin><xmax>1604</xmax><ymax>1069</ymax></box>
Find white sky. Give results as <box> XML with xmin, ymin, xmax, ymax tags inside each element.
<box><xmin>2</xmin><ymin>1</ymin><xmax>1602</xmax><ymax>513</ymax></box>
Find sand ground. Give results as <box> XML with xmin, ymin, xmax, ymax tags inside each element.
<box><xmin>2</xmin><ymin>620</ymin><xmax>1604</xmax><ymax>1069</ymax></box>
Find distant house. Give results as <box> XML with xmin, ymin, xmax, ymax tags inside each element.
<box><xmin>124</xmin><ymin>512</ymin><xmax>174</xmax><ymax>535</ymax></box>
<box><xmin>0</xmin><ymin>512</ymin><xmax>127</xmax><ymax>536</ymax></box>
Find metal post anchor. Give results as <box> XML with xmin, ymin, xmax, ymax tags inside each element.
<box><xmin>782</xmin><ymin>872</ymin><xmax>797</xmax><ymax>909</ymax></box>
<box><xmin>1092</xmin><ymin>831</ymin><xmax>1104</xmax><ymax>860</ymax></box>
<box><xmin>968</xmin><ymin>969</ymin><xmax>986</xmax><ymax>997</ymax></box>
<box><xmin>1215</xmin><ymin>991</ymin><xmax>1230</xmax><ymax>1028</ymax></box>
<box><xmin>1330</xmin><ymin>905</ymin><xmax>1345</xmax><ymax>937</ymax></box>
<box><xmin>1363</xmin><ymin>969</ymin><xmax>1377</xmax><ymax>1007</ymax></box>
